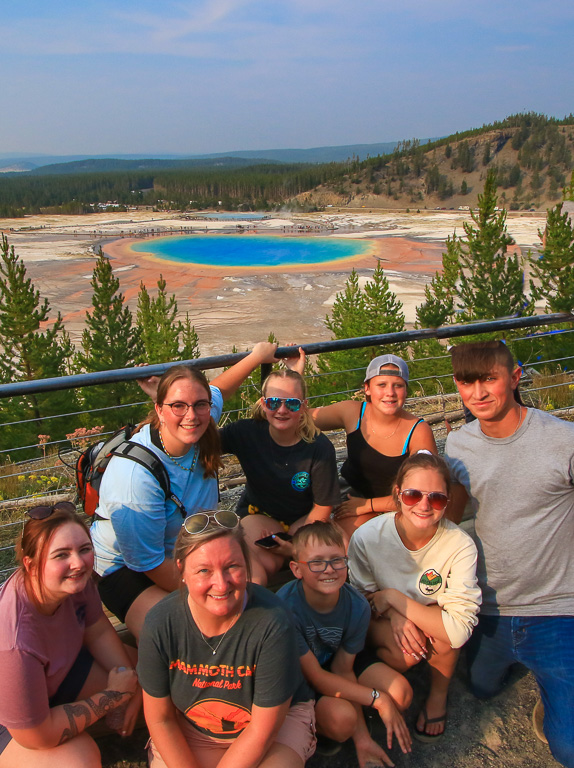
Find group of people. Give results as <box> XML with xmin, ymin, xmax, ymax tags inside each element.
<box><xmin>0</xmin><ymin>339</ymin><xmax>572</xmax><ymax>768</ymax></box>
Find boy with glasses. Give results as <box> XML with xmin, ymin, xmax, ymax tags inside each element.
<box><xmin>278</xmin><ymin>522</ymin><xmax>412</xmax><ymax>767</ymax></box>
<box><xmin>445</xmin><ymin>340</ymin><xmax>574</xmax><ymax>767</ymax></box>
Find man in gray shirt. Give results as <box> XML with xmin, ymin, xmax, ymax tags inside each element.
<box><xmin>444</xmin><ymin>340</ymin><xmax>574</xmax><ymax>768</ymax></box>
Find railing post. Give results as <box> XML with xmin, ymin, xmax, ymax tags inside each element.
<box><xmin>260</xmin><ymin>363</ymin><xmax>273</xmax><ymax>389</ymax></box>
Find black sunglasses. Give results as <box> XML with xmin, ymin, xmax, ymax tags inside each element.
<box><xmin>27</xmin><ymin>501</ymin><xmax>77</xmax><ymax>520</ymax></box>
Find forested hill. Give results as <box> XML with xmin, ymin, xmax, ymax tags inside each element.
<box><xmin>0</xmin><ymin>113</ymin><xmax>573</xmax><ymax>217</ymax></box>
<box><xmin>28</xmin><ymin>156</ymin><xmax>273</xmax><ymax>175</ymax></box>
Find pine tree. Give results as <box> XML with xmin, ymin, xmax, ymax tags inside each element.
<box><xmin>530</xmin><ymin>202</ymin><xmax>574</xmax><ymax>313</ymax></box>
<box><xmin>416</xmin><ymin>235</ymin><xmax>461</xmax><ymax>328</ymax></box>
<box><xmin>136</xmin><ymin>276</ymin><xmax>181</xmax><ymax>364</ymax></box>
<box><xmin>456</xmin><ymin>169</ymin><xmax>529</xmax><ymax>320</ymax></box>
<box><xmin>180</xmin><ymin>313</ymin><xmax>201</xmax><ymax>361</ymax></box>
<box><xmin>75</xmin><ymin>249</ymin><xmax>142</xmax><ymax>424</ymax></box>
<box><xmin>0</xmin><ymin>235</ymin><xmax>74</xmax><ymax>451</ymax></box>
<box><xmin>417</xmin><ymin>170</ymin><xmax>530</xmax><ymax>327</ymax></box>
<box><xmin>316</xmin><ymin>264</ymin><xmax>406</xmax><ymax>398</ymax></box>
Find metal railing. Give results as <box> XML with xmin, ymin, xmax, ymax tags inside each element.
<box><xmin>1</xmin><ymin>312</ymin><xmax>573</xmax><ymax>580</ymax></box>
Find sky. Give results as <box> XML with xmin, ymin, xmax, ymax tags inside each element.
<box><xmin>1</xmin><ymin>0</ymin><xmax>573</xmax><ymax>156</ymax></box>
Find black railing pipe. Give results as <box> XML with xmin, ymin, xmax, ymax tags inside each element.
<box><xmin>0</xmin><ymin>313</ymin><xmax>572</xmax><ymax>399</ymax></box>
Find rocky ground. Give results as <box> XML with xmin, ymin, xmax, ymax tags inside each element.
<box><xmin>95</xmin><ymin>649</ymin><xmax>559</xmax><ymax>768</ymax></box>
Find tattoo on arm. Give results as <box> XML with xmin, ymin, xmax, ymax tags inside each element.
<box><xmin>57</xmin><ymin>689</ymin><xmax>125</xmax><ymax>745</ymax></box>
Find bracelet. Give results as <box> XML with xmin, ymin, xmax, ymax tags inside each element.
<box><xmin>370</xmin><ymin>498</ymin><xmax>374</xmax><ymax>513</ymax></box>
<box><xmin>370</xmin><ymin>689</ymin><xmax>380</xmax><ymax>708</ymax></box>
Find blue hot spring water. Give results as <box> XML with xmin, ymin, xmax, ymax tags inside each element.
<box><xmin>131</xmin><ymin>234</ymin><xmax>370</xmax><ymax>268</ymax></box>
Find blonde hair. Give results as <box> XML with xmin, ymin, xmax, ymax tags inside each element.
<box><xmin>251</xmin><ymin>370</ymin><xmax>320</xmax><ymax>443</ymax></box>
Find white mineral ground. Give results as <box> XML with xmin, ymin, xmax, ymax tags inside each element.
<box><xmin>1</xmin><ymin>209</ymin><xmax>546</xmax><ymax>355</ymax></box>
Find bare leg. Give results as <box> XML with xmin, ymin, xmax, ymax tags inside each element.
<box><xmin>315</xmin><ymin>697</ymin><xmax>356</xmax><ymax>741</ymax></box>
<box><xmin>416</xmin><ymin>639</ymin><xmax>459</xmax><ymax>737</ymax></box>
<box><xmin>257</xmin><ymin>743</ymin><xmax>303</xmax><ymax>768</ymax></box>
<box><xmin>125</xmin><ymin>585</ymin><xmax>171</xmax><ymax>641</ymax></box>
<box><xmin>335</xmin><ymin>512</ymin><xmax>379</xmax><ymax>540</ymax></box>
<box><xmin>240</xmin><ymin>514</ymin><xmax>285</xmax><ymax>585</ymax></box>
<box><xmin>0</xmin><ymin>732</ymin><xmax>101</xmax><ymax>768</ymax></box>
<box><xmin>358</xmin><ymin>662</ymin><xmax>413</xmax><ymax>712</ymax></box>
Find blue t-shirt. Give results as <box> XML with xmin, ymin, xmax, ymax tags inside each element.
<box><xmin>92</xmin><ymin>386</ymin><xmax>223</xmax><ymax>577</ymax></box>
<box><xmin>277</xmin><ymin>580</ymin><xmax>370</xmax><ymax>667</ymax></box>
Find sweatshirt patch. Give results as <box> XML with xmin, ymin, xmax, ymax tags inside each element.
<box><xmin>419</xmin><ymin>568</ymin><xmax>442</xmax><ymax>596</ymax></box>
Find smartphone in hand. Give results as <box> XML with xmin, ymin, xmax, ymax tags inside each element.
<box><xmin>255</xmin><ymin>532</ymin><xmax>292</xmax><ymax>549</ymax></box>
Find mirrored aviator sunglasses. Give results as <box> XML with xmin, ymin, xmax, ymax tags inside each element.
<box><xmin>183</xmin><ymin>510</ymin><xmax>240</xmax><ymax>535</ymax></box>
<box><xmin>399</xmin><ymin>489</ymin><xmax>449</xmax><ymax>511</ymax></box>
<box><xmin>264</xmin><ymin>397</ymin><xmax>302</xmax><ymax>412</ymax></box>
<box><xmin>27</xmin><ymin>501</ymin><xmax>77</xmax><ymax>520</ymax></box>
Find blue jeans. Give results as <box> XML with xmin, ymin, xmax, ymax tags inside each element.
<box><xmin>467</xmin><ymin>615</ymin><xmax>574</xmax><ymax>768</ymax></box>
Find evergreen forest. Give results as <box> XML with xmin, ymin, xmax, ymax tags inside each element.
<box><xmin>1</xmin><ymin>113</ymin><xmax>574</xmax><ymax>217</ymax></box>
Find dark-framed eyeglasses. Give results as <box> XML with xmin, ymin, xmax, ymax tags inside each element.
<box><xmin>27</xmin><ymin>501</ymin><xmax>77</xmax><ymax>521</ymax></box>
<box><xmin>264</xmin><ymin>397</ymin><xmax>302</xmax><ymax>412</ymax></box>
<box><xmin>399</xmin><ymin>489</ymin><xmax>449</xmax><ymax>511</ymax></box>
<box><xmin>183</xmin><ymin>510</ymin><xmax>240</xmax><ymax>535</ymax></box>
<box><xmin>296</xmin><ymin>556</ymin><xmax>348</xmax><ymax>573</ymax></box>
<box><xmin>164</xmin><ymin>400</ymin><xmax>212</xmax><ymax>417</ymax></box>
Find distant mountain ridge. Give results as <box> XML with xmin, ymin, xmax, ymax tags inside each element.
<box><xmin>0</xmin><ymin>140</ymin><xmax>434</xmax><ymax>174</ymax></box>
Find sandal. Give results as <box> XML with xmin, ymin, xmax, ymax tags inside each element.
<box><xmin>414</xmin><ymin>705</ymin><xmax>447</xmax><ymax>743</ymax></box>
<box><xmin>532</xmin><ymin>698</ymin><xmax>548</xmax><ymax>745</ymax></box>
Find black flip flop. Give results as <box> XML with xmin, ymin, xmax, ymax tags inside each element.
<box><xmin>413</xmin><ymin>705</ymin><xmax>447</xmax><ymax>743</ymax></box>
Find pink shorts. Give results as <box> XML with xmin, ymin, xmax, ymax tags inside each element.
<box><xmin>148</xmin><ymin>701</ymin><xmax>316</xmax><ymax>768</ymax></box>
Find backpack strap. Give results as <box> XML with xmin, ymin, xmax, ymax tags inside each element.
<box><xmin>109</xmin><ymin>440</ymin><xmax>187</xmax><ymax>517</ymax></box>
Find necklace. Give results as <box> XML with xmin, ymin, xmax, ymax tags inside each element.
<box><xmin>158</xmin><ymin>428</ymin><xmax>198</xmax><ymax>472</ymax></box>
<box><xmin>480</xmin><ymin>405</ymin><xmax>524</xmax><ymax>439</ymax></box>
<box><xmin>370</xmin><ymin>413</ymin><xmax>402</xmax><ymax>440</ymax></box>
<box><xmin>198</xmin><ymin>612</ymin><xmax>241</xmax><ymax>655</ymax></box>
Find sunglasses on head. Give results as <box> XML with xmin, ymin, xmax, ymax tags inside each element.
<box><xmin>27</xmin><ymin>501</ymin><xmax>77</xmax><ymax>520</ymax></box>
<box><xmin>264</xmin><ymin>397</ymin><xmax>302</xmax><ymax>412</ymax></box>
<box><xmin>183</xmin><ymin>510</ymin><xmax>240</xmax><ymax>535</ymax></box>
<box><xmin>399</xmin><ymin>489</ymin><xmax>449</xmax><ymax>511</ymax></box>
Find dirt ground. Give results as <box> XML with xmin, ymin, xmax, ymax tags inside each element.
<box><xmin>95</xmin><ymin>651</ymin><xmax>560</xmax><ymax>768</ymax></box>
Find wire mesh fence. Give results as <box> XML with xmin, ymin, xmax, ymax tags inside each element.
<box><xmin>1</xmin><ymin>315</ymin><xmax>573</xmax><ymax>581</ymax></box>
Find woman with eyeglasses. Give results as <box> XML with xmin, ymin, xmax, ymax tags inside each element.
<box><xmin>219</xmin><ymin>370</ymin><xmax>340</xmax><ymax>585</ymax></box>
<box><xmin>91</xmin><ymin>342</ymin><xmax>279</xmax><ymax>639</ymax></box>
<box><xmin>287</xmin><ymin>350</ymin><xmax>437</xmax><ymax>538</ymax></box>
<box><xmin>0</xmin><ymin>504</ymin><xmax>139</xmax><ymax>768</ymax></box>
<box><xmin>347</xmin><ymin>453</ymin><xmax>481</xmax><ymax>742</ymax></box>
<box><xmin>137</xmin><ymin>511</ymin><xmax>316</xmax><ymax>768</ymax></box>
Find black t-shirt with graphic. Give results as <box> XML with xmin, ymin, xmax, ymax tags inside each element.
<box><xmin>220</xmin><ymin>419</ymin><xmax>340</xmax><ymax>526</ymax></box>
<box><xmin>138</xmin><ymin>584</ymin><xmax>307</xmax><ymax>740</ymax></box>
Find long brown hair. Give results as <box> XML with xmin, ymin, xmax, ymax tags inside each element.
<box><xmin>16</xmin><ymin>509</ymin><xmax>92</xmax><ymax>605</ymax></box>
<box><xmin>251</xmin><ymin>370</ymin><xmax>320</xmax><ymax>443</ymax></box>
<box><xmin>140</xmin><ymin>365</ymin><xmax>223</xmax><ymax>478</ymax></box>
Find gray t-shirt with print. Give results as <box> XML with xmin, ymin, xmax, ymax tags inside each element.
<box><xmin>445</xmin><ymin>407</ymin><xmax>574</xmax><ymax>616</ymax></box>
<box><xmin>138</xmin><ymin>584</ymin><xmax>307</xmax><ymax>740</ymax></box>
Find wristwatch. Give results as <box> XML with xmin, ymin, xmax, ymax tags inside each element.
<box><xmin>370</xmin><ymin>689</ymin><xmax>380</xmax><ymax>708</ymax></box>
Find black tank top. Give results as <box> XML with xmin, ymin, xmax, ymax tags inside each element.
<box><xmin>340</xmin><ymin>403</ymin><xmax>423</xmax><ymax>497</ymax></box>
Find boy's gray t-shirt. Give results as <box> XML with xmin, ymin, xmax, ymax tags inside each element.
<box><xmin>445</xmin><ymin>407</ymin><xmax>574</xmax><ymax>616</ymax></box>
<box><xmin>277</xmin><ymin>580</ymin><xmax>370</xmax><ymax>666</ymax></box>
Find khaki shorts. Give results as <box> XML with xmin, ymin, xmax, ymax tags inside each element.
<box><xmin>148</xmin><ymin>701</ymin><xmax>316</xmax><ymax>768</ymax></box>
